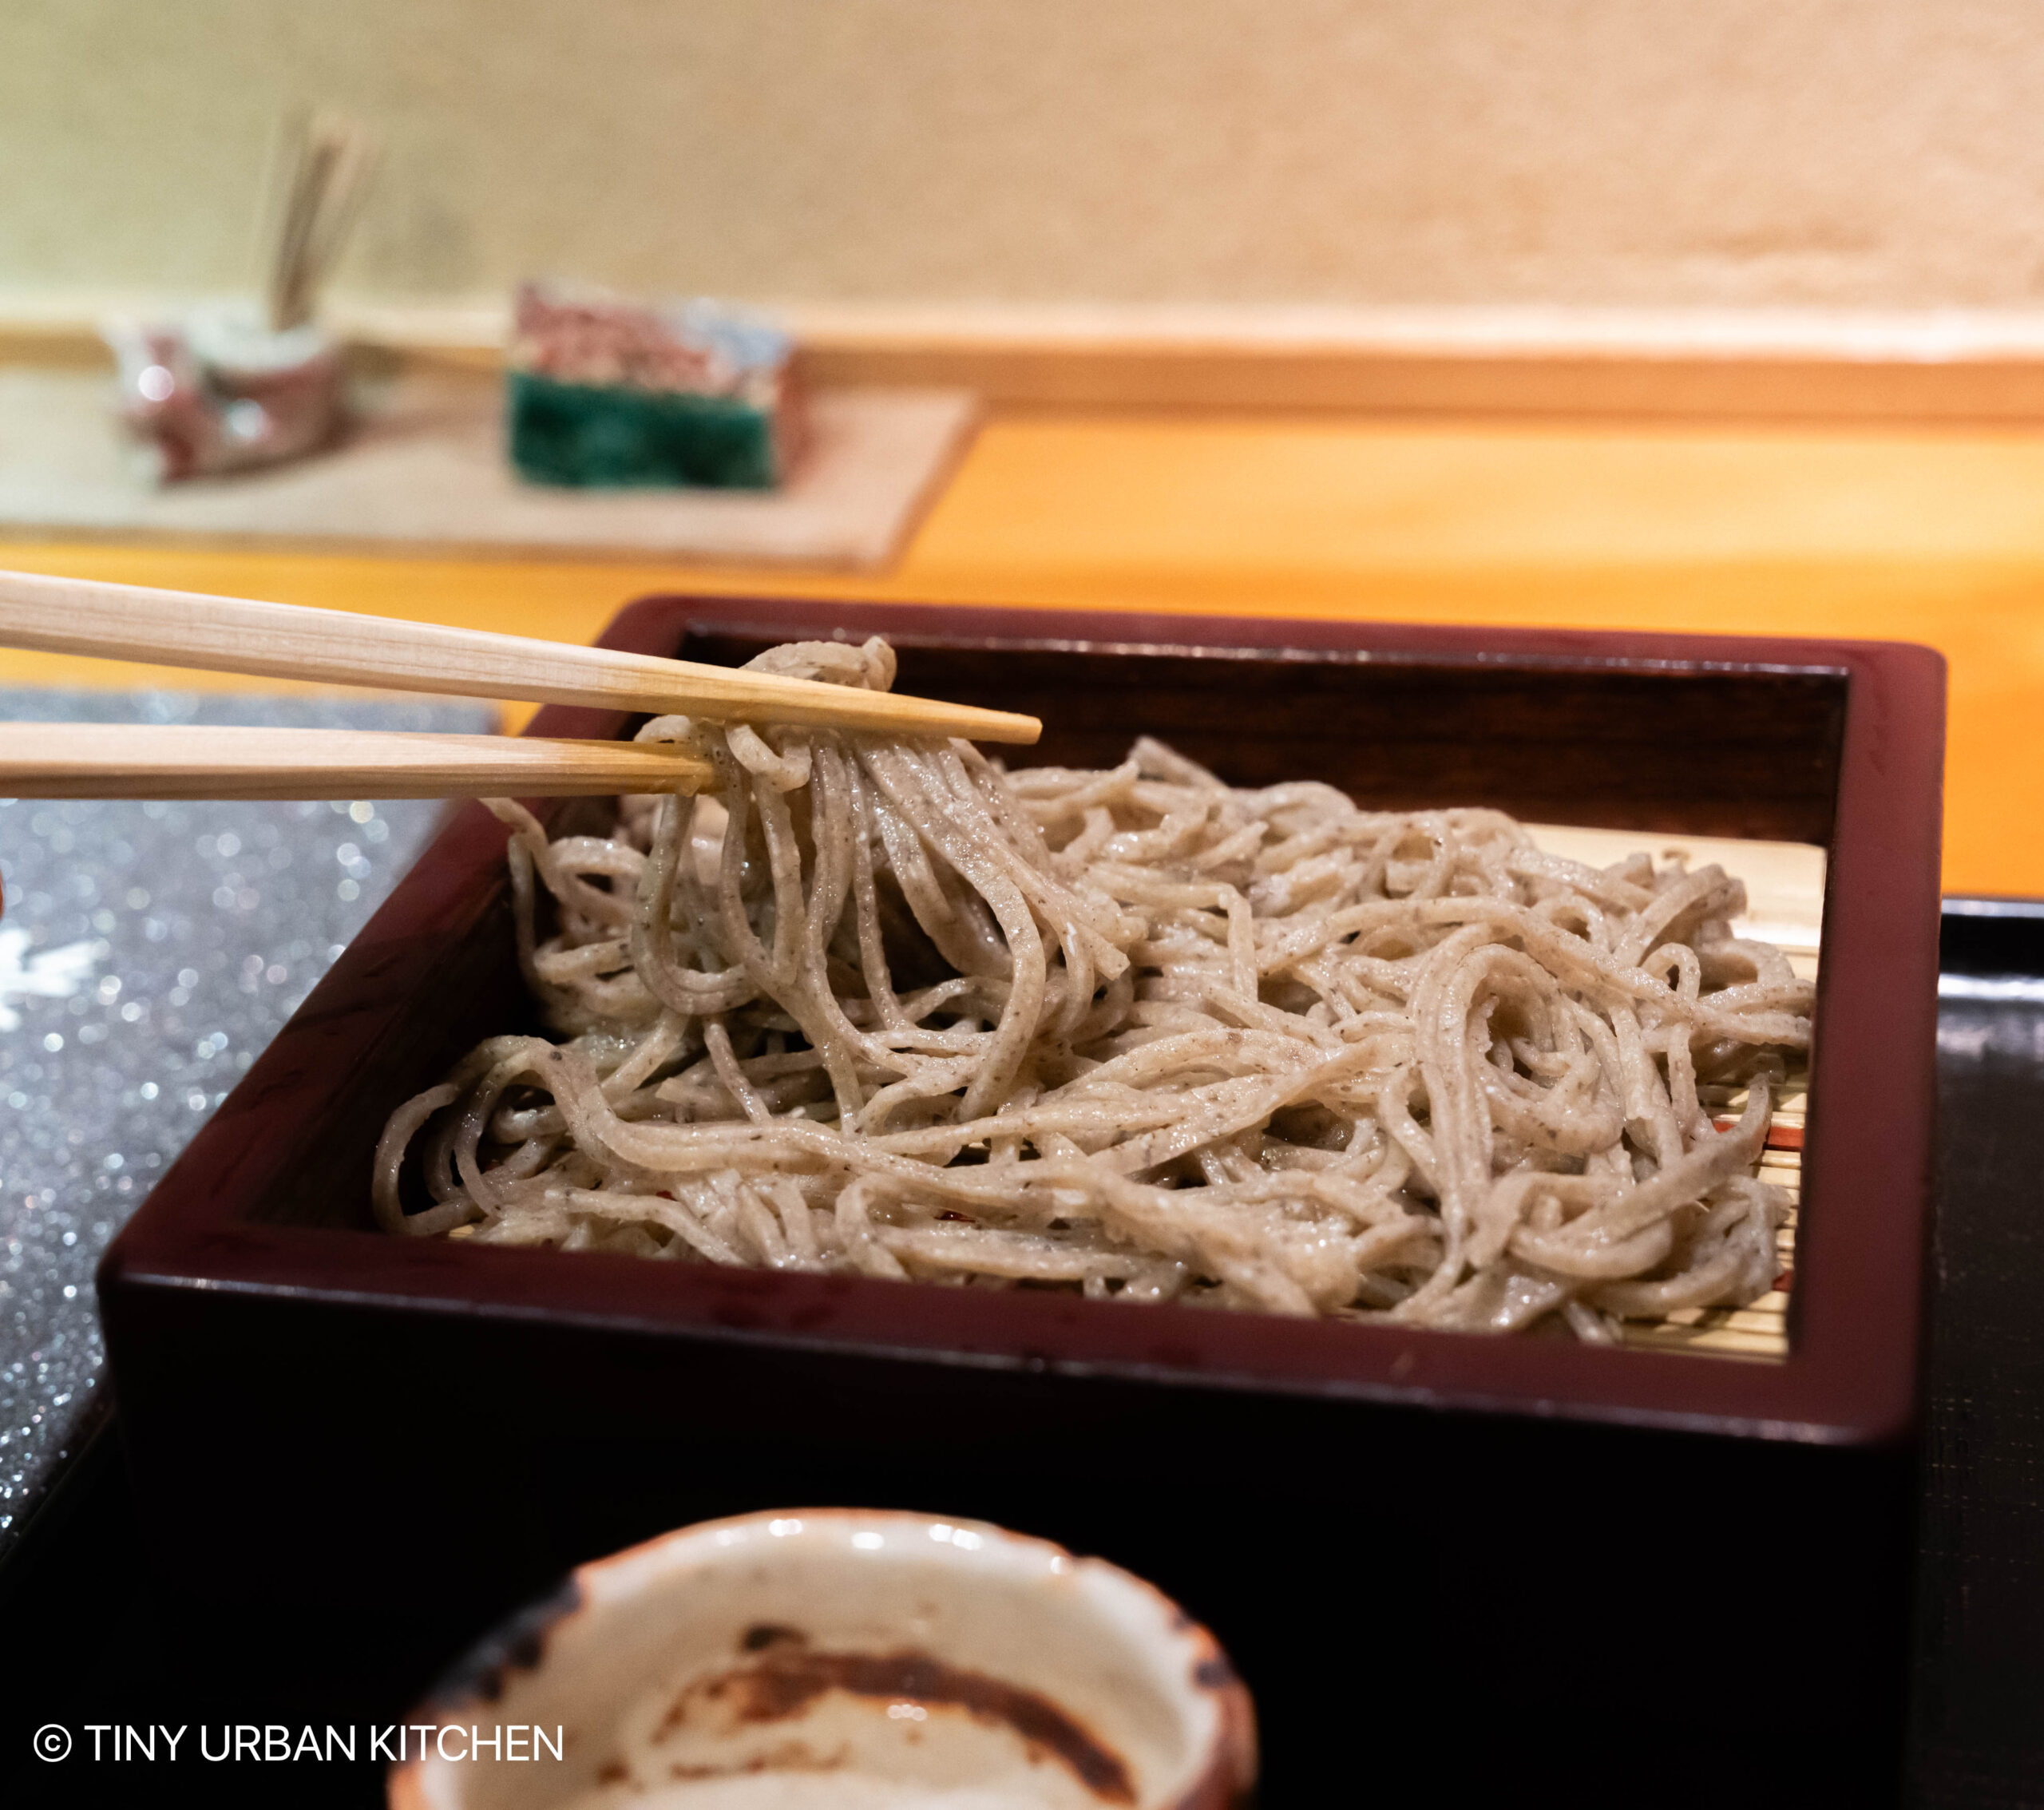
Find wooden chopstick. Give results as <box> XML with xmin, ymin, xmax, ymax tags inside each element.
<box><xmin>0</xmin><ymin>571</ymin><xmax>1042</xmax><ymax>747</ymax></box>
<box><xmin>0</xmin><ymin>723</ymin><xmax>715</xmax><ymax>800</ymax></box>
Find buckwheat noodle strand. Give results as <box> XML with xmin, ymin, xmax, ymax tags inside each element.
<box><xmin>374</xmin><ymin>639</ymin><xmax>1806</xmax><ymax>1341</ymax></box>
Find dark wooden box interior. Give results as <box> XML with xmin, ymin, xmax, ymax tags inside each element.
<box><xmin>97</xmin><ymin>600</ymin><xmax>1940</xmax><ymax>1804</ymax></box>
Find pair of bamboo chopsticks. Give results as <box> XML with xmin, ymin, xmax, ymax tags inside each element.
<box><xmin>0</xmin><ymin>571</ymin><xmax>1040</xmax><ymax>800</ymax></box>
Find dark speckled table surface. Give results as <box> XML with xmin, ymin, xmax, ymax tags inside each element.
<box><xmin>0</xmin><ymin>688</ymin><xmax>489</xmax><ymax>1564</ymax></box>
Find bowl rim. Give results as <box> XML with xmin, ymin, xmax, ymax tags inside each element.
<box><xmin>98</xmin><ymin>596</ymin><xmax>1945</xmax><ymax>1448</ymax></box>
<box><xmin>386</xmin><ymin>1504</ymin><xmax>1258</xmax><ymax>1810</ymax></box>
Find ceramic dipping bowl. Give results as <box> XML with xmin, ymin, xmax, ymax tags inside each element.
<box><xmin>387</xmin><ymin>1508</ymin><xmax>1256</xmax><ymax>1810</ymax></box>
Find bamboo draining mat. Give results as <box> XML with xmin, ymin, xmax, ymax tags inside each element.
<box><xmin>1528</xmin><ymin>825</ymin><xmax>1824</xmax><ymax>1363</ymax></box>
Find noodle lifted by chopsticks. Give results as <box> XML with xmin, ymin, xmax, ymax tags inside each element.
<box><xmin>376</xmin><ymin>637</ymin><xmax>1808</xmax><ymax>1342</ymax></box>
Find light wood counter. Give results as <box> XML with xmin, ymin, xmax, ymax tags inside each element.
<box><xmin>3</xmin><ymin>410</ymin><xmax>2040</xmax><ymax>894</ymax></box>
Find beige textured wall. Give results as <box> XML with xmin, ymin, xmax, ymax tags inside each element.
<box><xmin>6</xmin><ymin>0</ymin><xmax>2044</xmax><ymax>314</ymax></box>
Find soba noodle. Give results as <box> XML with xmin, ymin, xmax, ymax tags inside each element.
<box><xmin>375</xmin><ymin>637</ymin><xmax>1808</xmax><ymax>1341</ymax></box>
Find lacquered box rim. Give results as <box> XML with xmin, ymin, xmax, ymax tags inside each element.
<box><xmin>98</xmin><ymin>597</ymin><xmax>1946</xmax><ymax>1448</ymax></box>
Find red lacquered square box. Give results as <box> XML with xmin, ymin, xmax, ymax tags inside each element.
<box><xmin>97</xmin><ymin>597</ymin><xmax>1943</xmax><ymax>1802</ymax></box>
